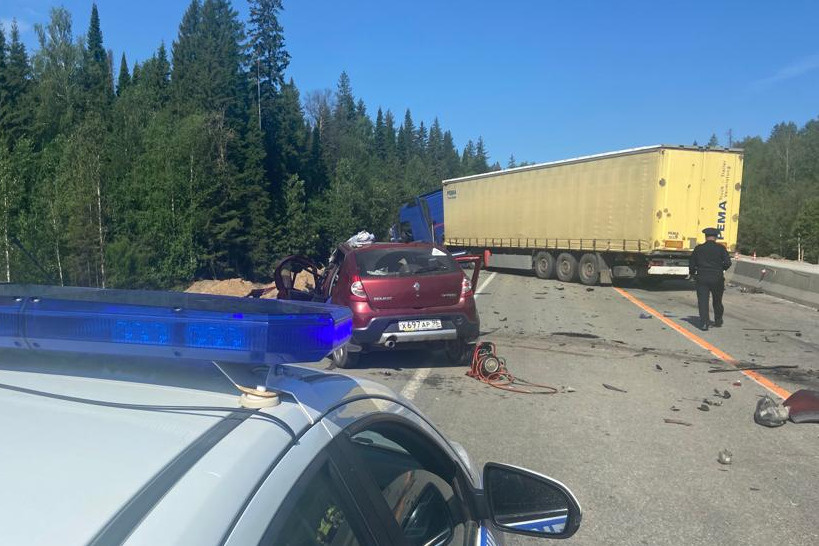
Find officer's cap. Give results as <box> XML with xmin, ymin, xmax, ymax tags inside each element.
<box><xmin>702</xmin><ymin>227</ymin><xmax>720</xmax><ymax>237</ymax></box>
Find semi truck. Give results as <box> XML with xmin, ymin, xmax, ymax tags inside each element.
<box><xmin>398</xmin><ymin>145</ymin><xmax>743</xmax><ymax>285</ymax></box>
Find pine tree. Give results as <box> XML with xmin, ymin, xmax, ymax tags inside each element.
<box><xmin>334</xmin><ymin>71</ymin><xmax>355</xmax><ymax>123</ymax></box>
<box><xmin>276</xmin><ymin>175</ymin><xmax>311</xmax><ymax>256</ymax></box>
<box><xmin>474</xmin><ymin>137</ymin><xmax>490</xmax><ymax>173</ymax></box>
<box><xmin>272</xmin><ymin>79</ymin><xmax>307</xmax><ymax>187</ymax></box>
<box><xmin>247</xmin><ymin>0</ymin><xmax>289</xmax><ymax>97</ymax></box>
<box><xmin>0</xmin><ymin>22</ymin><xmax>33</xmax><ymax>148</ymax></box>
<box><xmin>171</xmin><ymin>0</ymin><xmax>203</xmax><ymax>111</ymax></box>
<box><xmin>374</xmin><ymin>108</ymin><xmax>386</xmax><ymax>159</ymax></box>
<box><xmin>707</xmin><ymin>133</ymin><xmax>719</xmax><ymax>147</ymax></box>
<box><xmin>83</xmin><ymin>4</ymin><xmax>111</xmax><ymax>112</ymax></box>
<box><xmin>117</xmin><ymin>53</ymin><xmax>130</xmax><ymax>96</ymax></box>
<box><xmin>508</xmin><ymin>154</ymin><xmax>517</xmax><ymax>169</ymax></box>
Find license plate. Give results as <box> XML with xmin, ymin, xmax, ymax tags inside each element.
<box><xmin>398</xmin><ymin>319</ymin><xmax>442</xmax><ymax>332</ymax></box>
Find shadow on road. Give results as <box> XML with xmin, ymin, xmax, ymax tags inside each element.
<box><xmin>614</xmin><ymin>279</ymin><xmax>695</xmax><ymax>292</ymax></box>
<box><xmin>350</xmin><ymin>348</ymin><xmax>464</xmax><ymax>371</ymax></box>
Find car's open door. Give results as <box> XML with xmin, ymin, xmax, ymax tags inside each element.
<box><xmin>454</xmin><ymin>255</ymin><xmax>483</xmax><ymax>291</ymax></box>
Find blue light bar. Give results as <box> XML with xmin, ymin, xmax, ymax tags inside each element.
<box><xmin>0</xmin><ymin>285</ymin><xmax>352</xmax><ymax>365</ymax></box>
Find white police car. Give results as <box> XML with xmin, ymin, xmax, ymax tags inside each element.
<box><xmin>0</xmin><ymin>286</ymin><xmax>581</xmax><ymax>545</ymax></box>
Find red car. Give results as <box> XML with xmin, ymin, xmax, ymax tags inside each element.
<box><xmin>275</xmin><ymin>242</ymin><xmax>481</xmax><ymax>368</ymax></box>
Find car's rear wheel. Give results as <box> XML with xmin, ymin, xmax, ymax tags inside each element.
<box><xmin>331</xmin><ymin>344</ymin><xmax>359</xmax><ymax>369</ymax></box>
<box><xmin>445</xmin><ymin>340</ymin><xmax>473</xmax><ymax>365</ymax></box>
<box><xmin>556</xmin><ymin>253</ymin><xmax>579</xmax><ymax>282</ymax></box>
<box><xmin>533</xmin><ymin>251</ymin><xmax>556</xmax><ymax>279</ymax></box>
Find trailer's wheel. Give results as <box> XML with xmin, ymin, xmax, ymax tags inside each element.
<box><xmin>533</xmin><ymin>251</ymin><xmax>556</xmax><ymax>279</ymax></box>
<box><xmin>578</xmin><ymin>253</ymin><xmax>600</xmax><ymax>286</ymax></box>
<box><xmin>556</xmin><ymin>253</ymin><xmax>579</xmax><ymax>282</ymax></box>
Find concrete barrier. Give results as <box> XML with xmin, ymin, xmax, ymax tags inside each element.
<box><xmin>727</xmin><ymin>258</ymin><xmax>819</xmax><ymax>309</ymax></box>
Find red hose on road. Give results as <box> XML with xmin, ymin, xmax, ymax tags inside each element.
<box><xmin>467</xmin><ymin>342</ymin><xmax>558</xmax><ymax>394</ymax></box>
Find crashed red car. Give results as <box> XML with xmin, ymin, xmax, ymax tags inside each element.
<box><xmin>275</xmin><ymin>242</ymin><xmax>481</xmax><ymax>368</ymax></box>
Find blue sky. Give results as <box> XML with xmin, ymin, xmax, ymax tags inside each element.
<box><xmin>3</xmin><ymin>0</ymin><xmax>818</xmax><ymax>165</ymax></box>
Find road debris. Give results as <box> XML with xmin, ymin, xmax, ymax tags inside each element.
<box><xmin>714</xmin><ymin>389</ymin><xmax>732</xmax><ymax>399</ymax></box>
<box><xmin>742</xmin><ymin>328</ymin><xmax>801</xmax><ymax>333</ymax></box>
<box><xmin>703</xmin><ymin>398</ymin><xmax>723</xmax><ymax>407</ymax></box>
<box><xmin>664</xmin><ymin>418</ymin><xmax>692</xmax><ymax>426</ymax></box>
<box><xmin>732</xmin><ymin>380</ymin><xmax>742</xmax><ymax>386</ymax></box>
<box><xmin>709</xmin><ymin>364</ymin><xmax>799</xmax><ymax>373</ymax></box>
<box><xmin>556</xmin><ymin>285</ymin><xmax>565</xmax><ymax>291</ymax></box>
<box><xmin>499</xmin><ymin>317</ymin><xmax>508</xmax><ymax>322</ymax></box>
<box><xmin>602</xmin><ymin>383</ymin><xmax>628</xmax><ymax>393</ymax></box>
<box><xmin>552</xmin><ymin>332</ymin><xmax>600</xmax><ymax>339</ymax></box>
<box><xmin>655</xmin><ymin>364</ymin><xmax>663</xmax><ymax>371</ymax></box>
<box><xmin>717</xmin><ymin>449</ymin><xmax>733</xmax><ymax>465</ymax></box>
<box><xmin>698</xmin><ymin>403</ymin><xmax>710</xmax><ymax>412</ymax></box>
<box><xmin>754</xmin><ymin>395</ymin><xmax>789</xmax><ymax>427</ymax></box>
<box><xmin>639</xmin><ymin>313</ymin><xmax>653</xmax><ymax>319</ymax></box>
<box><xmin>585</xmin><ymin>287</ymin><xmax>594</xmax><ymax>292</ymax></box>
<box><xmin>670</xmin><ymin>406</ymin><xmax>680</xmax><ymax>412</ymax></box>
<box><xmin>782</xmin><ymin>389</ymin><xmax>819</xmax><ymax>423</ymax></box>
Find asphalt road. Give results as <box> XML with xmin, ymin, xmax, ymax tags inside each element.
<box><xmin>334</xmin><ymin>271</ymin><xmax>819</xmax><ymax>545</ymax></box>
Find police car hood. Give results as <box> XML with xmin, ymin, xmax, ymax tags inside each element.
<box><xmin>0</xmin><ymin>365</ymin><xmax>253</xmax><ymax>545</ymax></box>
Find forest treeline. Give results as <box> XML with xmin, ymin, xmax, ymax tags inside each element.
<box><xmin>0</xmin><ymin>1</ymin><xmax>816</xmax><ymax>291</ymax></box>
<box><xmin>0</xmin><ymin>0</ymin><xmax>498</xmax><ymax>289</ymax></box>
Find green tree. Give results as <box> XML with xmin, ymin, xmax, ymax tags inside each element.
<box><xmin>248</xmin><ymin>0</ymin><xmax>289</xmax><ymax>96</ymax></box>
<box><xmin>83</xmin><ymin>4</ymin><xmax>112</xmax><ymax>112</ymax></box>
<box><xmin>116</xmin><ymin>53</ymin><xmax>130</xmax><ymax>96</ymax></box>
<box><xmin>33</xmin><ymin>7</ymin><xmax>84</xmax><ymax>142</ymax></box>
<box><xmin>276</xmin><ymin>175</ymin><xmax>311</xmax><ymax>256</ymax></box>
<box><xmin>707</xmin><ymin>133</ymin><xmax>719</xmax><ymax>147</ymax></box>
<box><xmin>0</xmin><ymin>21</ymin><xmax>33</xmax><ymax>148</ymax></box>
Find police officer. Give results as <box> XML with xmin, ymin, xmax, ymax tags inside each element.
<box><xmin>689</xmin><ymin>227</ymin><xmax>732</xmax><ymax>331</ymax></box>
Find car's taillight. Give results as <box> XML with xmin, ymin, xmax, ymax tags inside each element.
<box><xmin>350</xmin><ymin>276</ymin><xmax>368</xmax><ymax>301</ymax></box>
<box><xmin>461</xmin><ymin>275</ymin><xmax>473</xmax><ymax>297</ymax></box>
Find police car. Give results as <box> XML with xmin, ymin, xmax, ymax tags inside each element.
<box><xmin>0</xmin><ymin>285</ymin><xmax>581</xmax><ymax>545</ymax></box>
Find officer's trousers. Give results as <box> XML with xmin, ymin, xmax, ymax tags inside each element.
<box><xmin>696</xmin><ymin>275</ymin><xmax>724</xmax><ymax>325</ymax></box>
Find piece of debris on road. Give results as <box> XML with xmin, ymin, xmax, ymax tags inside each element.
<box><xmin>602</xmin><ymin>383</ymin><xmax>628</xmax><ymax>393</ymax></box>
<box><xmin>664</xmin><ymin>418</ymin><xmax>692</xmax><ymax>426</ymax></box>
<box><xmin>717</xmin><ymin>449</ymin><xmax>733</xmax><ymax>465</ymax></box>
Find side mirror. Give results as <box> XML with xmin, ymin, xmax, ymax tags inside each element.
<box><xmin>483</xmin><ymin>463</ymin><xmax>581</xmax><ymax>539</ymax></box>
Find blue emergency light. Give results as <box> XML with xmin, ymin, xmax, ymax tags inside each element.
<box><xmin>0</xmin><ymin>285</ymin><xmax>352</xmax><ymax>365</ymax></box>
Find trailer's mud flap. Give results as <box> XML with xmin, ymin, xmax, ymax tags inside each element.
<box><xmin>597</xmin><ymin>253</ymin><xmax>613</xmax><ymax>286</ymax></box>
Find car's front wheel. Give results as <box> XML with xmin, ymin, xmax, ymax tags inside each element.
<box><xmin>331</xmin><ymin>344</ymin><xmax>360</xmax><ymax>369</ymax></box>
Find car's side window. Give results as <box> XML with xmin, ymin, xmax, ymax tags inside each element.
<box><xmin>346</xmin><ymin>424</ymin><xmax>473</xmax><ymax>546</ymax></box>
<box><xmin>262</xmin><ymin>460</ymin><xmax>370</xmax><ymax>546</ymax></box>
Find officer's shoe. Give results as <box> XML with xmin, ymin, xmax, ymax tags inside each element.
<box><xmin>713</xmin><ymin>319</ymin><xmax>723</xmax><ymax>328</ymax></box>
<box><xmin>700</xmin><ymin>321</ymin><xmax>709</xmax><ymax>332</ymax></box>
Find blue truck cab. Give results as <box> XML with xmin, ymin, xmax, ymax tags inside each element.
<box><xmin>396</xmin><ymin>189</ymin><xmax>445</xmax><ymax>245</ymax></box>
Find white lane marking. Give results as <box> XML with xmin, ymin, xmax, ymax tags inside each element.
<box><xmin>475</xmin><ymin>272</ymin><xmax>497</xmax><ymax>296</ymax></box>
<box><xmin>400</xmin><ymin>271</ymin><xmax>498</xmax><ymax>400</ymax></box>
<box><xmin>400</xmin><ymin>367</ymin><xmax>432</xmax><ymax>400</ymax></box>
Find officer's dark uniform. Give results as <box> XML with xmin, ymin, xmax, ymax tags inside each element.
<box><xmin>689</xmin><ymin>228</ymin><xmax>732</xmax><ymax>330</ymax></box>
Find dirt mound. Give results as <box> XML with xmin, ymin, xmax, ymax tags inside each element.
<box><xmin>185</xmin><ymin>272</ymin><xmax>317</xmax><ymax>299</ymax></box>
<box><xmin>186</xmin><ymin>278</ymin><xmax>277</xmax><ymax>298</ymax></box>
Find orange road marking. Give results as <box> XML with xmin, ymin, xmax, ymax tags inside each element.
<box><xmin>613</xmin><ymin>287</ymin><xmax>792</xmax><ymax>400</ymax></box>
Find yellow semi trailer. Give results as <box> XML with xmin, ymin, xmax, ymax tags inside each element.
<box><xmin>442</xmin><ymin>145</ymin><xmax>743</xmax><ymax>284</ymax></box>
